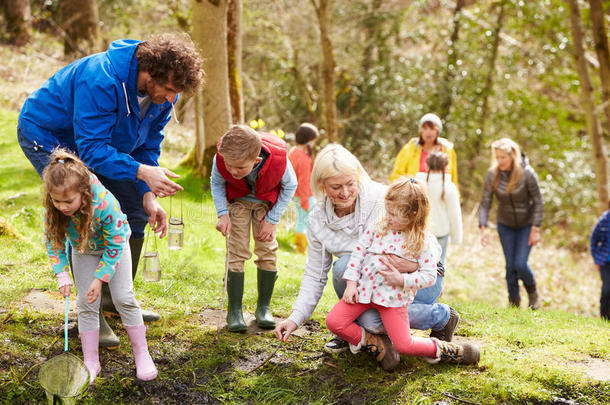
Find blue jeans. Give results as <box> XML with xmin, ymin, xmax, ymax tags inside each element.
<box><xmin>17</xmin><ymin>127</ymin><xmax>51</xmax><ymax>177</ymax></box>
<box><xmin>436</xmin><ymin>235</ymin><xmax>449</xmax><ymax>265</ymax></box>
<box><xmin>17</xmin><ymin>127</ymin><xmax>148</xmax><ymax>239</ymax></box>
<box><xmin>496</xmin><ymin>222</ymin><xmax>536</xmax><ymax>300</ymax></box>
<box><xmin>601</xmin><ymin>262</ymin><xmax>610</xmax><ymax>320</ymax></box>
<box><xmin>96</xmin><ymin>175</ymin><xmax>148</xmax><ymax>239</ymax></box>
<box><xmin>331</xmin><ymin>255</ymin><xmax>450</xmax><ymax>333</ymax></box>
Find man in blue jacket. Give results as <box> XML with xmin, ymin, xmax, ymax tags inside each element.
<box><xmin>18</xmin><ymin>33</ymin><xmax>203</xmax><ymax>348</ymax></box>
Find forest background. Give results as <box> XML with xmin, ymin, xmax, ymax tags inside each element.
<box><xmin>1</xmin><ymin>0</ymin><xmax>610</xmax><ymax>404</ymax></box>
<box><xmin>2</xmin><ymin>0</ymin><xmax>609</xmax><ymax>246</ymax></box>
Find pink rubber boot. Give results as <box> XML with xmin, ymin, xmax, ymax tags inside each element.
<box><xmin>125</xmin><ymin>325</ymin><xmax>158</xmax><ymax>381</ymax></box>
<box><xmin>80</xmin><ymin>329</ymin><xmax>101</xmax><ymax>384</ymax></box>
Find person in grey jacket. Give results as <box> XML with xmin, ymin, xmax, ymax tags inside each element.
<box><xmin>479</xmin><ymin>138</ymin><xmax>543</xmax><ymax>309</ymax></box>
<box><xmin>275</xmin><ymin>144</ymin><xmax>458</xmax><ymax>370</ymax></box>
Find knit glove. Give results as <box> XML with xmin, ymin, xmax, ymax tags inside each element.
<box><xmin>56</xmin><ymin>271</ymin><xmax>73</xmax><ymax>288</ymax></box>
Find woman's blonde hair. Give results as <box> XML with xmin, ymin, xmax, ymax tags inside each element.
<box><xmin>310</xmin><ymin>144</ymin><xmax>371</xmax><ymax>199</ymax></box>
<box><xmin>42</xmin><ymin>149</ymin><xmax>94</xmax><ymax>253</ymax></box>
<box><xmin>491</xmin><ymin>137</ymin><xmax>523</xmax><ymax>193</ymax></box>
<box><xmin>379</xmin><ymin>177</ymin><xmax>429</xmax><ymax>257</ymax></box>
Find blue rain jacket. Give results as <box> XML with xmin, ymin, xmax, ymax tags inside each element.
<box><xmin>18</xmin><ymin>39</ymin><xmax>175</xmax><ymax>196</ymax></box>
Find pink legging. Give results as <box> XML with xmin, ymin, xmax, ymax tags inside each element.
<box><xmin>326</xmin><ymin>300</ymin><xmax>437</xmax><ymax>358</ymax></box>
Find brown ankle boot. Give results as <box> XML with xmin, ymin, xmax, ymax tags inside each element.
<box><xmin>361</xmin><ymin>331</ymin><xmax>388</xmax><ymax>362</ymax></box>
<box><xmin>525</xmin><ymin>284</ymin><xmax>540</xmax><ymax>310</ymax></box>
<box><xmin>431</xmin><ymin>338</ymin><xmax>480</xmax><ymax>365</ymax></box>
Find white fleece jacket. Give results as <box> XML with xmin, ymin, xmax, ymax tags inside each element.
<box><xmin>415</xmin><ymin>172</ymin><xmax>462</xmax><ymax>244</ymax></box>
<box><xmin>287</xmin><ymin>180</ymin><xmax>387</xmax><ymax>327</ymax></box>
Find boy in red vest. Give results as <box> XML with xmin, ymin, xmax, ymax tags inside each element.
<box><xmin>211</xmin><ymin>125</ymin><xmax>298</xmax><ymax>332</ymax></box>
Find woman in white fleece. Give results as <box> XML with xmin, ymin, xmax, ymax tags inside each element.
<box><xmin>274</xmin><ymin>144</ymin><xmax>457</xmax><ymax>370</ymax></box>
<box><xmin>415</xmin><ymin>151</ymin><xmax>462</xmax><ymax>264</ymax></box>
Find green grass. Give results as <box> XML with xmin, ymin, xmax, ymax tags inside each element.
<box><xmin>1</xmin><ymin>109</ymin><xmax>609</xmax><ymax>404</ymax></box>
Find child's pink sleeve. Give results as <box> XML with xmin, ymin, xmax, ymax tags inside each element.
<box><xmin>44</xmin><ymin>220</ymin><xmax>71</xmax><ymax>276</ymax></box>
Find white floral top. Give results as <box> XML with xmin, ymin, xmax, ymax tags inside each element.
<box><xmin>343</xmin><ymin>224</ymin><xmax>439</xmax><ymax>308</ymax></box>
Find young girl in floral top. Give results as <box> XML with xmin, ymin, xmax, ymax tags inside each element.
<box><xmin>44</xmin><ymin>149</ymin><xmax>157</xmax><ymax>384</ymax></box>
<box><xmin>325</xmin><ymin>177</ymin><xmax>479</xmax><ymax>366</ymax></box>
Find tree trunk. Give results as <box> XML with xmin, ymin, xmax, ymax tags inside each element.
<box><xmin>291</xmin><ymin>49</ymin><xmax>316</xmax><ymax>116</ymax></box>
<box><xmin>479</xmin><ymin>0</ymin><xmax>506</xmax><ymax>134</ymax></box>
<box><xmin>361</xmin><ymin>0</ymin><xmax>383</xmax><ymax>76</ymax></box>
<box><xmin>438</xmin><ymin>0</ymin><xmax>465</xmax><ymax>120</ymax></box>
<box><xmin>567</xmin><ymin>0</ymin><xmax>609</xmax><ymax>212</ymax></box>
<box><xmin>4</xmin><ymin>0</ymin><xmax>31</xmax><ymax>46</ymax></box>
<box><xmin>588</xmin><ymin>0</ymin><xmax>610</xmax><ymax>136</ymax></box>
<box><xmin>227</xmin><ymin>0</ymin><xmax>244</xmax><ymax>124</ymax></box>
<box><xmin>58</xmin><ymin>0</ymin><xmax>99</xmax><ymax>56</ymax></box>
<box><xmin>190</xmin><ymin>0</ymin><xmax>232</xmax><ymax>178</ymax></box>
<box><xmin>312</xmin><ymin>0</ymin><xmax>337</xmax><ymax>143</ymax></box>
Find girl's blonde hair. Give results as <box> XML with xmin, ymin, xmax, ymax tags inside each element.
<box><xmin>380</xmin><ymin>177</ymin><xmax>429</xmax><ymax>257</ymax></box>
<box><xmin>490</xmin><ymin>137</ymin><xmax>523</xmax><ymax>193</ymax></box>
<box><xmin>425</xmin><ymin>151</ymin><xmax>449</xmax><ymax>200</ymax></box>
<box><xmin>42</xmin><ymin>149</ymin><xmax>94</xmax><ymax>253</ymax></box>
<box><xmin>310</xmin><ymin>144</ymin><xmax>371</xmax><ymax>199</ymax></box>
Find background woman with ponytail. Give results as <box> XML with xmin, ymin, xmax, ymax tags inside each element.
<box><xmin>416</xmin><ymin>151</ymin><xmax>462</xmax><ymax>265</ymax></box>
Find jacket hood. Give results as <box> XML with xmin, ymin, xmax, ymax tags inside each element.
<box><xmin>106</xmin><ymin>39</ymin><xmax>141</xmax><ymax>93</ymax></box>
<box><xmin>409</xmin><ymin>136</ymin><xmax>454</xmax><ymax>150</ymax></box>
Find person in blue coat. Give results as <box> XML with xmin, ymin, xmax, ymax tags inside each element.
<box><xmin>590</xmin><ymin>200</ymin><xmax>610</xmax><ymax>321</ymax></box>
<box><xmin>17</xmin><ymin>33</ymin><xmax>203</xmax><ymax>347</ymax></box>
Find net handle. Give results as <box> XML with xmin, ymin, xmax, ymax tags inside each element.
<box><xmin>64</xmin><ymin>296</ymin><xmax>69</xmax><ymax>352</ymax></box>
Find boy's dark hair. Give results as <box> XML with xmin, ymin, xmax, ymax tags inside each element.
<box><xmin>295</xmin><ymin>123</ymin><xmax>319</xmax><ymax>145</ymax></box>
<box><xmin>218</xmin><ymin>125</ymin><xmax>262</xmax><ymax>162</ymax></box>
<box><xmin>136</xmin><ymin>33</ymin><xmax>204</xmax><ymax>94</ymax></box>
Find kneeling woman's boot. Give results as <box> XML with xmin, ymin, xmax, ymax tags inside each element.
<box><xmin>255</xmin><ymin>268</ymin><xmax>277</xmax><ymax>328</ymax></box>
<box><xmin>227</xmin><ymin>271</ymin><xmax>247</xmax><ymax>332</ymax></box>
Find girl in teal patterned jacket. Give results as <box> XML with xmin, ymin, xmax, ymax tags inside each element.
<box><xmin>43</xmin><ymin>149</ymin><xmax>157</xmax><ymax>384</ymax></box>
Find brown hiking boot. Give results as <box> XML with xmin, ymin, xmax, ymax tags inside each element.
<box><xmin>431</xmin><ymin>338</ymin><xmax>480</xmax><ymax>365</ymax></box>
<box><xmin>362</xmin><ymin>331</ymin><xmax>388</xmax><ymax>362</ymax></box>
<box><xmin>430</xmin><ymin>307</ymin><xmax>460</xmax><ymax>342</ymax></box>
<box><xmin>379</xmin><ymin>335</ymin><xmax>400</xmax><ymax>371</ymax></box>
<box><xmin>509</xmin><ymin>296</ymin><xmax>521</xmax><ymax>308</ymax></box>
<box><xmin>525</xmin><ymin>284</ymin><xmax>540</xmax><ymax>310</ymax></box>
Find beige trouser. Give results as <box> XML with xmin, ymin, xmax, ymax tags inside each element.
<box><xmin>227</xmin><ymin>199</ymin><xmax>278</xmax><ymax>272</ymax></box>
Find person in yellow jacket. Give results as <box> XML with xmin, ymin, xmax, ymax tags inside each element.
<box><xmin>389</xmin><ymin>113</ymin><xmax>459</xmax><ymax>194</ymax></box>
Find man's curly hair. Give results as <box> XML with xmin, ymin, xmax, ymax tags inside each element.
<box><xmin>136</xmin><ymin>32</ymin><xmax>204</xmax><ymax>94</ymax></box>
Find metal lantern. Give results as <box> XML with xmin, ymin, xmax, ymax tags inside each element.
<box><xmin>141</xmin><ymin>227</ymin><xmax>161</xmax><ymax>282</ymax></box>
<box><xmin>167</xmin><ymin>191</ymin><xmax>184</xmax><ymax>251</ymax></box>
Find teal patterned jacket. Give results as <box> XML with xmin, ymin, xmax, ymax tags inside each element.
<box><xmin>46</xmin><ymin>175</ymin><xmax>131</xmax><ymax>282</ymax></box>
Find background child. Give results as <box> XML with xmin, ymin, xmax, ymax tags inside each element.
<box><xmin>288</xmin><ymin>123</ymin><xmax>319</xmax><ymax>254</ymax></box>
<box><xmin>590</xmin><ymin>200</ymin><xmax>610</xmax><ymax>321</ymax></box>
<box><xmin>325</xmin><ymin>177</ymin><xmax>479</xmax><ymax>367</ymax></box>
<box><xmin>43</xmin><ymin>150</ymin><xmax>157</xmax><ymax>383</ymax></box>
<box><xmin>211</xmin><ymin>125</ymin><xmax>297</xmax><ymax>332</ymax></box>
<box><xmin>416</xmin><ymin>151</ymin><xmax>462</xmax><ymax>264</ymax></box>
